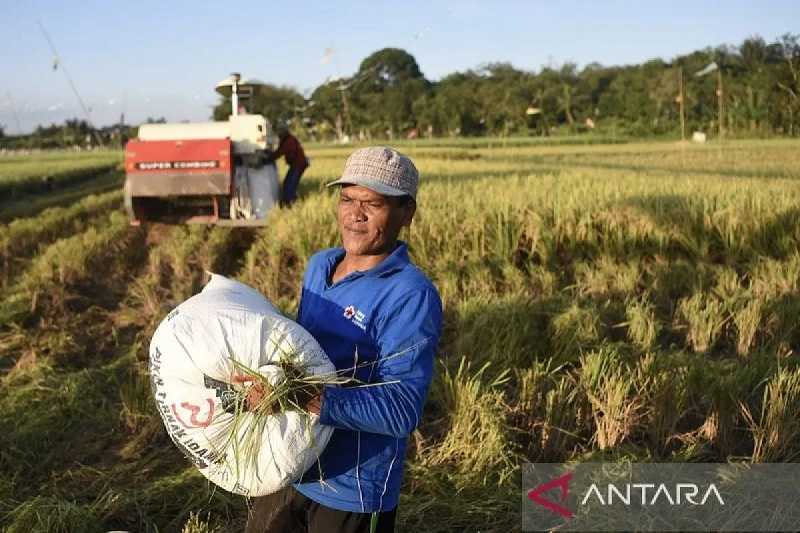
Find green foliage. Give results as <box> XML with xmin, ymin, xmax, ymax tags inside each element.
<box><xmin>5</xmin><ymin>496</ymin><xmax>101</xmax><ymax>533</ymax></box>
<box><xmin>0</xmin><ymin>119</ymin><xmax>133</xmax><ymax>150</ymax></box>
<box><xmin>743</xmin><ymin>366</ymin><xmax>800</xmax><ymax>462</ymax></box>
<box><xmin>357</xmin><ymin>48</ymin><xmax>425</xmax><ymax>88</ymax></box>
<box><xmin>261</xmin><ymin>35</ymin><xmax>800</xmax><ymax>141</ymax></box>
<box><xmin>0</xmin><ymin>189</ymin><xmax>122</xmax><ymax>287</ymax></box>
<box><xmin>5</xmin><ymin>34</ymin><xmax>800</xmax><ymax>147</ymax></box>
<box><xmin>678</xmin><ymin>292</ymin><xmax>727</xmax><ymax>353</ymax></box>
<box><xmin>212</xmin><ymin>84</ymin><xmax>304</xmax><ymax>125</ymax></box>
<box><xmin>182</xmin><ymin>512</ymin><xmax>223</xmax><ymax>533</ymax></box>
<box><xmin>0</xmin><ymin>149</ymin><xmax>120</xmax><ymax>198</ymax></box>
<box><xmin>624</xmin><ymin>296</ymin><xmax>661</xmax><ymax>351</ymax></box>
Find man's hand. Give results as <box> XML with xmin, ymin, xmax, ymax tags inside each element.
<box><xmin>258</xmin><ymin>149</ymin><xmax>274</xmax><ymax>166</ymax></box>
<box><xmin>306</xmin><ymin>390</ymin><xmax>323</xmax><ymax>415</ymax></box>
<box><xmin>245</xmin><ymin>382</ymin><xmax>273</xmax><ymax>412</ymax></box>
<box><xmin>247</xmin><ymin>381</ymin><xmax>323</xmax><ymax>415</ymax></box>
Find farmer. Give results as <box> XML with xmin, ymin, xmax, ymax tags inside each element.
<box><xmin>246</xmin><ymin>147</ymin><xmax>443</xmax><ymax>533</ymax></box>
<box><xmin>264</xmin><ymin>123</ymin><xmax>309</xmax><ymax>207</ymax></box>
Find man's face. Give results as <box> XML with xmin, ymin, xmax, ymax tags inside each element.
<box><xmin>337</xmin><ymin>185</ymin><xmax>415</xmax><ymax>257</ymax></box>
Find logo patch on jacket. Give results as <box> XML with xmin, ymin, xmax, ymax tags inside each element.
<box><xmin>343</xmin><ymin>305</ymin><xmax>367</xmax><ymax>331</ymax></box>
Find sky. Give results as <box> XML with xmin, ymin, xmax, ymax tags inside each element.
<box><xmin>1</xmin><ymin>0</ymin><xmax>798</xmax><ymax>133</ymax></box>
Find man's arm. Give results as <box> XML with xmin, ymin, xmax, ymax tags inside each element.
<box><xmin>264</xmin><ymin>137</ymin><xmax>287</xmax><ymax>163</ymax></box>
<box><xmin>316</xmin><ymin>289</ymin><xmax>442</xmax><ymax>439</ymax></box>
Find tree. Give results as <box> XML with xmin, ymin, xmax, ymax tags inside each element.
<box><xmin>473</xmin><ymin>63</ymin><xmax>534</xmax><ymax>135</ymax></box>
<box><xmin>309</xmin><ymin>78</ymin><xmax>349</xmax><ymax>140</ymax></box>
<box><xmin>775</xmin><ymin>33</ymin><xmax>800</xmax><ymax>135</ymax></box>
<box><xmin>349</xmin><ymin>48</ymin><xmax>429</xmax><ymax>136</ymax></box>
<box><xmin>428</xmin><ymin>71</ymin><xmax>485</xmax><ymax>136</ymax></box>
<box><xmin>355</xmin><ymin>48</ymin><xmax>425</xmax><ymax>90</ymax></box>
<box><xmin>535</xmin><ymin>63</ymin><xmax>593</xmax><ymax>132</ymax></box>
<box><xmin>196</xmin><ymin>36</ymin><xmax>800</xmax><ymax>141</ymax></box>
<box><xmin>733</xmin><ymin>36</ymin><xmax>780</xmax><ymax>132</ymax></box>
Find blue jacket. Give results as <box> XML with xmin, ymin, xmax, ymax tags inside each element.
<box><xmin>293</xmin><ymin>241</ymin><xmax>442</xmax><ymax>513</ymax></box>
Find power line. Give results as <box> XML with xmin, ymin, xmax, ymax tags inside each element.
<box><xmin>36</xmin><ymin>18</ymin><xmax>103</xmax><ymax>145</ymax></box>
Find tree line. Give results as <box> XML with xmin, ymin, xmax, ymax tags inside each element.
<box><xmin>214</xmin><ymin>34</ymin><xmax>800</xmax><ymax>141</ymax></box>
<box><xmin>3</xmin><ymin>34</ymin><xmax>798</xmax><ymax>149</ymax></box>
<box><xmin>0</xmin><ymin>118</ymin><xmax>141</xmax><ymax>151</ymax></box>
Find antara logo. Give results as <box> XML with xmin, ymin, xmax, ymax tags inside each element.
<box><xmin>528</xmin><ymin>471</ymin><xmax>725</xmax><ymax>519</ymax></box>
<box><xmin>581</xmin><ymin>483</ymin><xmax>724</xmax><ymax>506</ymax></box>
<box><xmin>528</xmin><ymin>472</ymin><xmax>574</xmax><ymax>519</ymax></box>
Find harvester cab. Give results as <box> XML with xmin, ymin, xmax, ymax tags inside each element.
<box><xmin>123</xmin><ymin>73</ymin><xmax>280</xmax><ymax>226</ymax></box>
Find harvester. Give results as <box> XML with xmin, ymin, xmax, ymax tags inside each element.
<box><xmin>123</xmin><ymin>74</ymin><xmax>280</xmax><ymax>226</ymax></box>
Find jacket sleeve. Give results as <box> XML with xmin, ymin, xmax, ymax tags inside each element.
<box><xmin>294</xmin><ymin>255</ymin><xmax>314</xmax><ymax>321</ymax></box>
<box><xmin>266</xmin><ymin>138</ymin><xmax>287</xmax><ymax>163</ymax></box>
<box><xmin>318</xmin><ymin>288</ymin><xmax>442</xmax><ymax>438</ymax></box>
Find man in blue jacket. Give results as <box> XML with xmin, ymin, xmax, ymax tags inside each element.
<box><xmin>246</xmin><ymin>146</ymin><xmax>443</xmax><ymax>533</ymax></box>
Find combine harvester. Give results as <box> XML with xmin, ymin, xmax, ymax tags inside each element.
<box><xmin>124</xmin><ymin>74</ymin><xmax>280</xmax><ymax>226</ymax></box>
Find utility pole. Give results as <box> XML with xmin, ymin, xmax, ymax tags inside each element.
<box><xmin>338</xmin><ymin>87</ymin><xmax>352</xmax><ymax>139</ymax></box>
<box><xmin>678</xmin><ymin>66</ymin><xmax>686</xmax><ymax>141</ymax></box>
<box><xmin>6</xmin><ymin>92</ymin><xmax>22</xmax><ymax>134</ymax></box>
<box><xmin>716</xmin><ymin>69</ymin><xmax>725</xmax><ymax>139</ymax></box>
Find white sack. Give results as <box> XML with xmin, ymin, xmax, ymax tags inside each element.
<box><xmin>149</xmin><ymin>273</ymin><xmax>334</xmax><ymax>496</ymax></box>
<box><xmin>248</xmin><ymin>163</ymin><xmax>280</xmax><ymax>219</ymax></box>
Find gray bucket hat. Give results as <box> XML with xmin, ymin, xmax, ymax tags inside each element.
<box><xmin>327</xmin><ymin>146</ymin><xmax>418</xmax><ymax>199</ymax></box>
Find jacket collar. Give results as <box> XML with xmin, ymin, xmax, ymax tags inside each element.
<box><xmin>326</xmin><ymin>240</ymin><xmax>410</xmax><ymax>284</ymax></box>
<box><xmin>370</xmin><ymin>240</ymin><xmax>410</xmax><ymax>278</ymax></box>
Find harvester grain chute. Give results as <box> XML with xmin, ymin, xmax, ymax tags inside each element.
<box><xmin>124</xmin><ymin>74</ymin><xmax>280</xmax><ymax>226</ymax></box>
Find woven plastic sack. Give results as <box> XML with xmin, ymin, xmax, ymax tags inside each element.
<box><xmin>149</xmin><ymin>273</ymin><xmax>334</xmax><ymax>496</ymax></box>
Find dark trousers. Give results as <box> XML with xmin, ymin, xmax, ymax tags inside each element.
<box><xmin>281</xmin><ymin>165</ymin><xmax>306</xmax><ymax>206</ymax></box>
<box><xmin>245</xmin><ymin>485</ymin><xmax>396</xmax><ymax>533</ymax></box>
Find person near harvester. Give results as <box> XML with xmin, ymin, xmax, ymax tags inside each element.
<box><xmin>264</xmin><ymin>123</ymin><xmax>309</xmax><ymax>206</ymax></box>
<box><xmin>246</xmin><ymin>147</ymin><xmax>443</xmax><ymax>533</ymax></box>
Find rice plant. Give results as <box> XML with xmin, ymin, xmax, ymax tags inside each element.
<box><xmin>677</xmin><ymin>292</ymin><xmax>727</xmax><ymax>354</ymax></box>
<box><xmin>550</xmin><ymin>302</ymin><xmax>604</xmax><ymax>361</ymax></box>
<box><xmin>733</xmin><ymin>297</ymin><xmax>765</xmax><ymax>356</ymax></box>
<box><xmin>421</xmin><ymin>358</ymin><xmax>514</xmax><ymax>486</ymax></box>
<box><xmin>580</xmin><ymin>347</ymin><xmax>641</xmax><ymax>450</ymax></box>
<box><xmin>624</xmin><ymin>296</ymin><xmax>660</xmax><ymax>351</ymax></box>
<box><xmin>0</xmin><ymin>149</ymin><xmax>120</xmax><ymax>198</ymax></box>
<box><xmin>0</xmin><ymin>189</ymin><xmax>121</xmax><ymax>286</ymax></box>
<box><xmin>2</xmin><ymin>138</ymin><xmax>800</xmax><ymax>531</ymax></box>
<box><xmin>0</xmin><ymin>211</ymin><xmax>140</xmax><ymax>324</ymax></box>
<box><xmin>742</xmin><ymin>366</ymin><xmax>800</xmax><ymax>462</ymax></box>
<box><xmin>182</xmin><ymin>512</ymin><xmax>222</xmax><ymax>533</ymax></box>
<box><xmin>635</xmin><ymin>353</ymin><xmax>688</xmax><ymax>453</ymax></box>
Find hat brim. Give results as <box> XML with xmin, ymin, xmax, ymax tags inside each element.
<box><xmin>326</xmin><ymin>177</ymin><xmax>411</xmax><ymax>197</ymax></box>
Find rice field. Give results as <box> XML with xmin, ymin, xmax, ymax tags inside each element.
<box><xmin>0</xmin><ymin>150</ymin><xmax>123</xmax><ymax>223</ymax></box>
<box><xmin>0</xmin><ymin>150</ymin><xmax>121</xmax><ymax>196</ymax></box>
<box><xmin>1</xmin><ymin>137</ymin><xmax>799</xmax><ymax>532</ymax></box>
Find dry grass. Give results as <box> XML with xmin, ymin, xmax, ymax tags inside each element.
<box><xmin>2</xmin><ymin>137</ymin><xmax>800</xmax><ymax>531</ymax></box>
<box><xmin>742</xmin><ymin>367</ymin><xmax>800</xmax><ymax>462</ymax></box>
